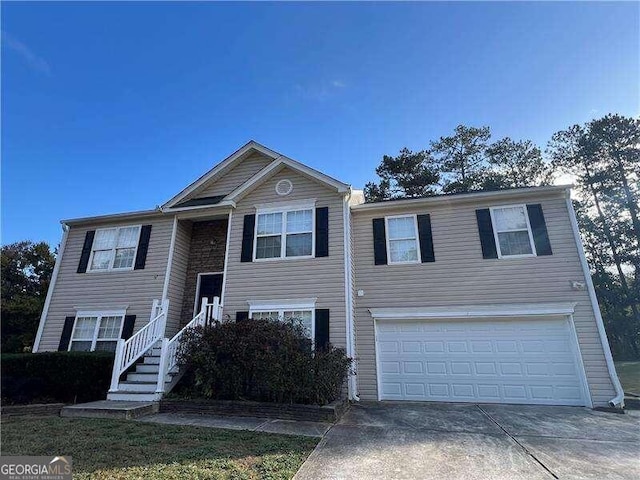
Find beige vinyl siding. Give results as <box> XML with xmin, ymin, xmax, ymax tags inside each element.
<box><xmin>164</xmin><ymin>219</ymin><xmax>192</xmax><ymax>336</ymax></box>
<box><xmin>194</xmin><ymin>153</ymin><xmax>273</xmax><ymax>199</ymax></box>
<box><xmin>223</xmin><ymin>167</ymin><xmax>347</xmax><ymax>348</ymax></box>
<box><xmin>37</xmin><ymin>216</ymin><xmax>173</xmax><ymax>351</ymax></box>
<box><xmin>352</xmin><ymin>193</ymin><xmax>616</xmax><ymax>407</ymax></box>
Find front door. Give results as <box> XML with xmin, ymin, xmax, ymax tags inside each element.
<box><xmin>196</xmin><ymin>273</ymin><xmax>223</xmax><ymax>310</ymax></box>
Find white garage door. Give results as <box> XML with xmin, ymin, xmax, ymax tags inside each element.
<box><xmin>376</xmin><ymin>317</ymin><xmax>588</xmax><ymax>406</ymax></box>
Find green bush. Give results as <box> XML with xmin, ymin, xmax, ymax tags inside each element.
<box><xmin>176</xmin><ymin>319</ymin><xmax>352</xmax><ymax>405</ymax></box>
<box><xmin>1</xmin><ymin>352</ymin><xmax>114</xmax><ymax>405</ymax></box>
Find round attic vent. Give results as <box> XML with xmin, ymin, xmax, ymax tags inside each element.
<box><xmin>275</xmin><ymin>179</ymin><xmax>293</xmax><ymax>196</ymax></box>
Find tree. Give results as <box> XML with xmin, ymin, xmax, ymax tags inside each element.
<box><xmin>482</xmin><ymin>138</ymin><xmax>554</xmax><ymax>190</ymax></box>
<box><xmin>1</xmin><ymin>241</ymin><xmax>55</xmax><ymax>352</ymax></box>
<box><xmin>364</xmin><ymin>148</ymin><xmax>440</xmax><ymax>202</ymax></box>
<box><xmin>430</xmin><ymin>125</ymin><xmax>491</xmax><ymax>193</ymax></box>
<box><xmin>549</xmin><ymin>114</ymin><xmax>640</xmax><ymax>359</ymax></box>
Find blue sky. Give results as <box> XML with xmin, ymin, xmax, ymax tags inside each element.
<box><xmin>2</xmin><ymin>2</ymin><xmax>638</xmax><ymax>247</ymax></box>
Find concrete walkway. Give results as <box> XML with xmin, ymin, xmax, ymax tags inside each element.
<box><xmin>294</xmin><ymin>402</ymin><xmax>640</xmax><ymax>480</ymax></box>
<box><xmin>137</xmin><ymin>412</ymin><xmax>332</xmax><ymax>438</ymax></box>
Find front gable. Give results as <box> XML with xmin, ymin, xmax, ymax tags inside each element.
<box><xmin>162</xmin><ymin>141</ymin><xmax>281</xmax><ymax>209</ymax></box>
<box><xmin>163</xmin><ymin>141</ymin><xmax>350</xmax><ymax>211</ymax></box>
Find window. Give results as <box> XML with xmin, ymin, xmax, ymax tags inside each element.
<box><xmin>249</xmin><ymin>308</ymin><xmax>314</xmax><ymax>340</ymax></box>
<box><xmin>490</xmin><ymin>205</ymin><xmax>536</xmax><ymax>258</ymax></box>
<box><xmin>386</xmin><ymin>215</ymin><xmax>420</xmax><ymax>264</ymax></box>
<box><xmin>255</xmin><ymin>208</ymin><xmax>313</xmax><ymax>260</ymax></box>
<box><xmin>69</xmin><ymin>312</ymin><xmax>124</xmax><ymax>352</ymax></box>
<box><xmin>89</xmin><ymin>225</ymin><xmax>141</xmax><ymax>271</ymax></box>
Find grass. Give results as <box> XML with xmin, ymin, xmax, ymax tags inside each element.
<box><xmin>0</xmin><ymin>416</ymin><xmax>317</xmax><ymax>479</ymax></box>
<box><xmin>615</xmin><ymin>361</ymin><xmax>640</xmax><ymax>395</ymax></box>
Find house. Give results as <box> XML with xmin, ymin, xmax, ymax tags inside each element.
<box><xmin>32</xmin><ymin>141</ymin><xmax>624</xmax><ymax>409</ymax></box>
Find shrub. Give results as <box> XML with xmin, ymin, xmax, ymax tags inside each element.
<box><xmin>176</xmin><ymin>319</ymin><xmax>352</xmax><ymax>405</ymax></box>
<box><xmin>1</xmin><ymin>352</ymin><xmax>114</xmax><ymax>405</ymax></box>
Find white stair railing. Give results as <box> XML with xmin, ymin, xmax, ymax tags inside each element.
<box><xmin>109</xmin><ymin>299</ymin><xmax>169</xmax><ymax>393</ymax></box>
<box><xmin>156</xmin><ymin>296</ymin><xmax>222</xmax><ymax>393</ymax></box>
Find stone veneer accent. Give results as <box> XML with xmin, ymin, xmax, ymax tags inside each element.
<box><xmin>180</xmin><ymin>219</ymin><xmax>228</xmax><ymax>324</ymax></box>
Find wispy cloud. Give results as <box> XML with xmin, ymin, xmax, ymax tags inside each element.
<box><xmin>2</xmin><ymin>31</ymin><xmax>51</xmax><ymax>76</ymax></box>
<box><xmin>293</xmin><ymin>79</ymin><xmax>346</xmax><ymax>101</ymax></box>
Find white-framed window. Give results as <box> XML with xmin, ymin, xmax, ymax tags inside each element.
<box><xmin>254</xmin><ymin>205</ymin><xmax>314</xmax><ymax>260</ymax></box>
<box><xmin>89</xmin><ymin>225</ymin><xmax>141</xmax><ymax>271</ymax></box>
<box><xmin>490</xmin><ymin>205</ymin><xmax>537</xmax><ymax>258</ymax></box>
<box><xmin>385</xmin><ymin>214</ymin><xmax>421</xmax><ymax>264</ymax></box>
<box><xmin>248</xmin><ymin>299</ymin><xmax>316</xmax><ymax>340</ymax></box>
<box><xmin>69</xmin><ymin>310</ymin><xmax>125</xmax><ymax>352</ymax></box>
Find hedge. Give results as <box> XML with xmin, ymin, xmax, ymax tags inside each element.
<box><xmin>175</xmin><ymin>319</ymin><xmax>352</xmax><ymax>405</ymax></box>
<box><xmin>1</xmin><ymin>352</ymin><xmax>114</xmax><ymax>405</ymax></box>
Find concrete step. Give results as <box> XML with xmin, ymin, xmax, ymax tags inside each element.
<box><xmin>118</xmin><ymin>381</ymin><xmax>157</xmax><ymax>393</ymax></box>
<box><xmin>127</xmin><ymin>372</ymin><xmax>171</xmax><ymax>383</ymax></box>
<box><xmin>106</xmin><ymin>391</ymin><xmax>163</xmax><ymax>402</ymax></box>
<box><xmin>150</xmin><ymin>347</ymin><xmax>162</xmax><ymax>356</ymax></box>
<box><xmin>136</xmin><ymin>363</ymin><xmax>160</xmax><ymax>374</ymax></box>
<box><xmin>143</xmin><ymin>355</ymin><xmax>161</xmax><ymax>365</ymax></box>
<box><xmin>61</xmin><ymin>400</ymin><xmax>159</xmax><ymax>419</ymax></box>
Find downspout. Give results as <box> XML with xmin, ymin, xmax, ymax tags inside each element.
<box><xmin>343</xmin><ymin>188</ymin><xmax>359</xmax><ymax>400</ymax></box>
<box><xmin>33</xmin><ymin>223</ymin><xmax>70</xmax><ymax>352</ymax></box>
<box><xmin>565</xmin><ymin>192</ymin><xmax>625</xmax><ymax>408</ymax></box>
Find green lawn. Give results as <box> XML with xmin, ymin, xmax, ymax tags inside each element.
<box><xmin>615</xmin><ymin>361</ymin><xmax>640</xmax><ymax>395</ymax></box>
<box><xmin>0</xmin><ymin>416</ymin><xmax>317</xmax><ymax>480</ymax></box>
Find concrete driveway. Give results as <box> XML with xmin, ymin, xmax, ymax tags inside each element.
<box><xmin>294</xmin><ymin>402</ymin><xmax>640</xmax><ymax>480</ymax></box>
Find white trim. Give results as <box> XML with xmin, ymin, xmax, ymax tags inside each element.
<box><xmin>69</xmin><ymin>309</ymin><xmax>127</xmax><ymax>352</ymax></box>
<box><xmin>193</xmin><ymin>272</ymin><xmax>224</xmax><ymax>316</ymax></box>
<box><xmin>247</xmin><ymin>298</ymin><xmax>317</xmax><ymax>310</ymax></box>
<box><xmin>343</xmin><ymin>191</ymin><xmax>359</xmax><ymax>400</ymax></box>
<box><xmin>384</xmin><ymin>214</ymin><xmax>422</xmax><ymax>265</ymax></box>
<box><xmin>162</xmin><ymin>216</ymin><xmax>178</xmax><ymax>300</ymax></box>
<box><xmin>220</xmin><ymin>210</ymin><xmax>233</xmax><ymax>307</ymax></box>
<box><xmin>62</xmin><ymin>208</ymin><xmax>162</xmax><ymax>227</ymax></box>
<box><xmin>73</xmin><ymin>305</ymin><xmax>129</xmax><ymax>311</ymax></box>
<box><xmin>565</xmin><ymin>195</ymin><xmax>625</xmax><ymax>408</ymax></box>
<box><xmin>369</xmin><ymin>302</ymin><xmax>578</xmax><ymax>320</ymax></box>
<box><xmin>568</xmin><ymin>314</ymin><xmax>594</xmax><ymax>408</ymax></box>
<box><xmin>253</xmin><ymin>205</ymin><xmax>316</xmax><ymax>261</ymax></box>
<box><xmin>352</xmin><ymin>185</ymin><xmax>572</xmax><ymax>212</ymax></box>
<box><xmin>248</xmin><ymin>303</ymin><xmax>316</xmax><ymax>342</ymax></box>
<box><xmin>87</xmin><ymin>225</ymin><xmax>142</xmax><ymax>272</ymax></box>
<box><xmin>254</xmin><ymin>199</ymin><xmax>316</xmax><ymax>213</ymax></box>
<box><xmin>33</xmin><ymin>224</ymin><xmax>70</xmax><ymax>352</ymax></box>
<box><xmin>489</xmin><ymin>204</ymin><xmax>537</xmax><ymax>259</ymax></box>
<box><xmin>162</xmin><ymin>141</ymin><xmax>282</xmax><ymax>209</ymax></box>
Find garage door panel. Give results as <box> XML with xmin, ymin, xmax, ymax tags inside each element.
<box><xmin>376</xmin><ymin>317</ymin><xmax>587</xmax><ymax>406</ymax></box>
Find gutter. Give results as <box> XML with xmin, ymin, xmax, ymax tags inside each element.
<box><xmin>343</xmin><ymin>188</ymin><xmax>359</xmax><ymax>401</ymax></box>
<box><xmin>352</xmin><ymin>184</ymin><xmax>572</xmax><ymax>212</ymax></box>
<box><xmin>565</xmin><ymin>193</ymin><xmax>625</xmax><ymax>408</ymax></box>
<box><xmin>33</xmin><ymin>223</ymin><xmax>70</xmax><ymax>352</ymax></box>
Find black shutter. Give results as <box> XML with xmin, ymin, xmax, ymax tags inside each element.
<box><xmin>476</xmin><ymin>209</ymin><xmax>498</xmax><ymax>259</ymax></box>
<box><xmin>121</xmin><ymin>315</ymin><xmax>136</xmax><ymax>340</ymax></box>
<box><xmin>314</xmin><ymin>309</ymin><xmax>330</xmax><ymax>351</ymax></box>
<box><xmin>134</xmin><ymin>225</ymin><xmax>152</xmax><ymax>270</ymax></box>
<box><xmin>527</xmin><ymin>204</ymin><xmax>553</xmax><ymax>256</ymax></box>
<box><xmin>240</xmin><ymin>214</ymin><xmax>256</xmax><ymax>262</ymax></box>
<box><xmin>236</xmin><ymin>311</ymin><xmax>249</xmax><ymax>322</ymax></box>
<box><xmin>315</xmin><ymin>207</ymin><xmax>329</xmax><ymax>257</ymax></box>
<box><xmin>58</xmin><ymin>316</ymin><xmax>76</xmax><ymax>351</ymax></box>
<box><xmin>372</xmin><ymin>218</ymin><xmax>388</xmax><ymax>265</ymax></box>
<box><xmin>417</xmin><ymin>214</ymin><xmax>435</xmax><ymax>263</ymax></box>
<box><xmin>77</xmin><ymin>231</ymin><xmax>95</xmax><ymax>273</ymax></box>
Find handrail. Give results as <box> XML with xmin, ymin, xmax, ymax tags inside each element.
<box><xmin>156</xmin><ymin>296</ymin><xmax>222</xmax><ymax>393</ymax></box>
<box><xmin>109</xmin><ymin>298</ymin><xmax>169</xmax><ymax>392</ymax></box>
